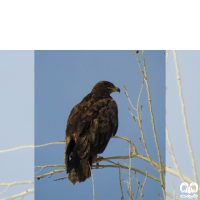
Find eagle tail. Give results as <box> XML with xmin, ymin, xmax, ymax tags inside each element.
<box><xmin>68</xmin><ymin>158</ymin><xmax>92</xmax><ymax>185</ymax></box>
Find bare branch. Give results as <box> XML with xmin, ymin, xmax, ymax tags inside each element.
<box><xmin>1</xmin><ymin>188</ymin><xmax>34</xmax><ymax>200</ymax></box>
<box><xmin>0</xmin><ymin>142</ymin><xmax>65</xmax><ymax>153</ymax></box>
<box><xmin>173</xmin><ymin>50</ymin><xmax>198</xmax><ymax>184</ymax></box>
<box><xmin>166</xmin><ymin>125</ymin><xmax>185</xmax><ymax>182</ymax></box>
<box><xmin>35</xmin><ymin>169</ymin><xmax>65</xmax><ymax>179</ymax></box>
<box><xmin>142</xmin><ymin>50</ymin><xmax>165</xmax><ymax>199</ymax></box>
<box><xmin>165</xmin><ymin>50</ymin><xmax>170</xmax><ymax>63</ymax></box>
<box><xmin>112</xmin><ymin>136</ymin><xmax>137</xmax><ymax>154</ymax></box>
<box><xmin>123</xmin><ymin>85</ymin><xmax>137</xmax><ymax>112</ymax></box>
<box><xmin>0</xmin><ymin>181</ymin><xmax>34</xmax><ymax>196</ymax></box>
<box><xmin>118</xmin><ymin>167</ymin><xmax>125</xmax><ymax>200</ymax></box>
<box><xmin>89</xmin><ymin>163</ymin><xmax>95</xmax><ymax>200</ymax></box>
<box><xmin>35</xmin><ymin>164</ymin><xmax>65</xmax><ymax>175</ymax></box>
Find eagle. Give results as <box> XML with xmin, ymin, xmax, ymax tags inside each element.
<box><xmin>64</xmin><ymin>81</ymin><xmax>120</xmax><ymax>185</ymax></box>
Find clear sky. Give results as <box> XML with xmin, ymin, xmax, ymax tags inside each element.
<box><xmin>35</xmin><ymin>50</ymin><xmax>165</xmax><ymax>200</ymax></box>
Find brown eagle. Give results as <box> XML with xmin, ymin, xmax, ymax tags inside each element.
<box><xmin>64</xmin><ymin>81</ymin><xmax>120</xmax><ymax>185</ymax></box>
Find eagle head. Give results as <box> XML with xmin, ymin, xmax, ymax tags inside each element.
<box><xmin>91</xmin><ymin>81</ymin><xmax>120</xmax><ymax>95</ymax></box>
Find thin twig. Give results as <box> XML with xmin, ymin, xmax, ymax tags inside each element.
<box><xmin>134</xmin><ymin>178</ymin><xmax>139</xmax><ymax>200</ymax></box>
<box><xmin>158</xmin><ymin>193</ymin><xmax>162</xmax><ymax>200</ymax></box>
<box><xmin>0</xmin><ymin>188</ymin><xmax>34</xmax><ymax>200</ymax></box>
<box><xmin>35</xmin><ymin>169</ymin><xmax>65</xmax><ymax>179</ymax></box>
<box><xmin>112</xmin><ymin>136</ymin><xmax>137</xmax><ymax>154</ymax></box>
<box><xmin>128</xmin><ymin>142</ymin><xmax>133</xmax><ymax>200</ymax></box>
<box><xmin>139</xmin><ymin>138</ymin><xmax>145</xmax><ymax>149</ymax></box>
<box><xmin>118</xmin><ymin>167</ymin><xmax>125</xmax><ymax>200</ymax></box>
<box><xmin>35</xmin><ymin>164</ymin><xmax>65</xmax><ymax>175</ymax></box>
<box><xmin>89</xmin><ymin>163</ymin><xmax>95</xmax><ymax>200</ymax></box>
<box><xmin>0</xmin><ymin>181</ymin><xmax>34</xmax><ymax>195</ymax></box>
<box><xmin>140</xmin><ymin>166</ymin><xmax>148</xmax><ymax>197</ymax></box>
<box><xmin>166</xmin><ymin>125</ymin><xmax>185</xmax><ymax>182</ymax></box>
<box><xmin>123</xmin><ymin>85</ymin><xmax>137</xmax><ymax>112</ymax></box>
<box><xmin>166</xmin><ymin>148</ymin><xmax>172</xmax><ymax>155</ymax></box>
<box><xmin>165</xmin><ymin>50</ymin><xmax>170</xmax><ymax>64</ymax></box>
<box><xmin>0</xmin><ymin>142</ymin><xmax>65</xmax><ymax>153</ymax></box>
<box><xmin>172</xmin><ymin>181</ymin><xmax>176</xmax><ymax>200</ymax></box>
<box><xmin>137</xmin><ymin>78</ymin><xmax>144</xmax><ymax>114</ymax></box>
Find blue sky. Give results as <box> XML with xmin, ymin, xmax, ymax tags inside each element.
<box><xmin>35</xmin><ymin>50</ymin><xmax>165</xmax><ymax>200</ymax></box>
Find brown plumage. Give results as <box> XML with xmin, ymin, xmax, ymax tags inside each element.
<box><xmin>64</xmin><ymin>81</ymin><xmax>120</xmax><ymax>185</ymax></box>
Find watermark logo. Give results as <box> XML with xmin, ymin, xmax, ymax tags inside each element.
<box><xmin>180</xmin><ymin>182</ymin><xmax>198</xmax><ymax>199</ymax></box>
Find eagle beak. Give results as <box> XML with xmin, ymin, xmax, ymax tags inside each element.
<box><xmin>114</xmin><ymin>86</ymin><xmax>120</xmax><ymax>93</ymax></box>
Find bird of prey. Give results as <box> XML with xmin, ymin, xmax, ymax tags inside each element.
<box><xmin>64</xmin><ymin>81</ymin><xmax>120</xmax><ymax>185</ymax></box>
